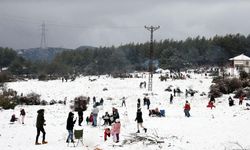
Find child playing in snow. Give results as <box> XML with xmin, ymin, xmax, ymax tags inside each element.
<box><xmin>10</xmin><ymin>114</ymin><xmax>18</xmax><ymax>123</ymax></box>
<box><xmin>104</xmin><ymin>128</ymin><xmax>111</xmax><ymax>141</ymax></box>
<box><xmin>111</xmin><ymin>119</ymin><xmax>121</xmax><ymax>143</ymax></box>
<box><xmin>207</xmin><ymin>100</ymin><xmax>215</xmax><ymax>109</ymax></box>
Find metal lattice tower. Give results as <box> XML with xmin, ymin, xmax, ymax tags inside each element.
<box><xmin>145</xmin><ymin>25</ymin><xmax>160</xmax><ymax>91</ymax></box>
<box><xmin>40</xmin><ymin>22</ymin><xmax>47</xmax><ymax>49</ymax></box>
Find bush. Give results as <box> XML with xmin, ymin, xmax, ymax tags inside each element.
<box><xmin>0</xmin><ymin>96</ymin><xmax>17</xmax><ymax>109</ymax></box>
<box><xmin>228</xmin><ymin>78</ymin><xmax>242</xmax><ymax>93</ymax></box>
<box><xmin>233</xmin><ymin>88</ymin><xmax>244</xmax><ymax>98</ymax></box>
<box><xmin>38</xmin><ymin>74</ymin><xmax>47</xmax><ymax>81</ymax></box>
<box><xmin>49</xmin><ymin>99</ymin><xmax>57</xmax><ymax>105</ymax></box>
<box><xmin>24</xmin><ymin>92</ymin><xmax>41</xmax><ymax>105</ymax></box>
<box><xmin>212</xmin><ymin>76</ymin><xmax>223</xmax><ymax>84</ymax></box>
<box><xmin>242</xmin><ymin>80</ymin><xmax>250</xmax><ymax>88</ymax></box>
<box><xmin>0</xmin><ymin>72</ymin><xmax>12</xmax><ymax>83</ymax></box>
<box><xmin>40</xmin><ymin>100</ymin><xmax>48</xmax><ymax>105</ymax></box>
<box><xmin>240</xmin><ymin>71</ymin><xmax>248</xmax><ymax>80</ymax></box>
<box><xmin>209</xmin><ymin>84</ymin><xmax>223</xmax><ymax>98</ymax></box>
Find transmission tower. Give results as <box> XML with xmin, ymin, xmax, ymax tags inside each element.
<box><xmin>145</xmin><ymin>25</ymin><xmax>160</xmax><ymax>91</ymax></box>
<box><xmin>40</xmin><ymin>22</ymin><xmax>47</xmax><ymax>49</ymax></box>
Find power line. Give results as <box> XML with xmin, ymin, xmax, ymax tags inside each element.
<box><xmin>0</xmin><ymin>15</ymin><xmax>144</xmax><ymax>30</ymax></box>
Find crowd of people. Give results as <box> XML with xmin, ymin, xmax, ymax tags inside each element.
<box><xmin>7</xmin><ymin>89</ymin><xmax>249</xmax><ymax>147</ymax></box>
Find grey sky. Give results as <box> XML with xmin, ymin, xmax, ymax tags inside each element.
<box><xmin>0</xmin><ymin>0</ymin><xmax>250</xmax><ymax>49</ymax></box>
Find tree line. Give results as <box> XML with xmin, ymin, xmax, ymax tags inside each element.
<box><xmin>1</xmin><ymin>33</ymin><xmax>250</xmax><ymax>79</ymax></box>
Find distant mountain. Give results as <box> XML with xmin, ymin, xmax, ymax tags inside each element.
<box><xmin>15</xmin><ymin>46</ymin><xmax>96</xmax><ymax>62</ymax></box>
<box><xmin>76</xmin><ymin>46</ymin><xmax>96</xmax><ymax>51</ymax></box>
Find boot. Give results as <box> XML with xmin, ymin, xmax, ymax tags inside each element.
<box><xmin>144</xmin><ymin>128</ymin><xmax>147</xmax><ymax>133</ymax></box>
<box><xmin>42</xmin><ymin>141</ymin><xmax>48</xmax><ymax>144</ymax></box>
<box><xmin>35</xmin><ymin>142</ymin><xmax>41</xmax><ymax>145</ymax></box>
<box><xmin>136</xmin><ymin>130</ymin><xmax>140</xmax><ymax>133</ymax></box>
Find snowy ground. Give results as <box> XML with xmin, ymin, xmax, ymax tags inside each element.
<box><xmin>1</xmin><ymin>73</ymin><xmax>250</xmax><ymax>150</ymax></box>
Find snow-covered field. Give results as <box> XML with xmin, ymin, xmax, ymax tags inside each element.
<box><xmin>1</xmin><ymin>73</ymin><xmax>250</xmax><ymax>150</ymax></box>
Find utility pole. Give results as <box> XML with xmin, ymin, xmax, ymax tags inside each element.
<box><xmin>40</xmin><ymin>22</ymin><xmax>47</xmax><ymax>49</ymax></box>
<box><xmin>145</xmin><ymin>25</ymin><xmax>160</xmax><ymax>91</ymax></box>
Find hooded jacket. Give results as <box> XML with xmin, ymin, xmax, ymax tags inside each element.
<box><xmin>66</xmin><ymin>112</ymin><xmax>76</xmax><ymax>130</ymax></box>
<box><xmin>36</xmin><ymin>109</ymin><xmax>45</xmax><ymax>128</ymax></box>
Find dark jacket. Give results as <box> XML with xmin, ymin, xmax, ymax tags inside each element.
<box><xmin>66</xmin><ymin>112</ymin><xmax>76</xmax><ymax>130</ymax></box>
<box><xmin>36</xmin><ymin>109</ymin><xmax>45</xmax><ymax>128</ymax></box>
<box><xmin>135</xmin><ymin>110</ymin><xmax>143</xmax><ymax>123</ymax></box>
<box><xmin>20</xmin><ymin>109</ymin><xmax>26</xmax><ymax>116</ymax></box>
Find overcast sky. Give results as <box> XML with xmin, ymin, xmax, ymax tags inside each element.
<box><xmin>0</xmin><ymin>0</ymin><xmax>250</xmax><ymax>49</ymax></box>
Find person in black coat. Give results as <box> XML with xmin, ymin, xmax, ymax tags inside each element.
<box><xmin>146</xmin><ymin>98</ymin><xmax>150</xmax><ymax>110</ymax></box>
<box><xmin>135</xmin><ymin>108</ymin><xmax>147</xmax><ymax>133</ymax></box>
<box><xmin>170</xmin><ymin>94</ymin><xmax>173</xmax><ymax>104</ymax></box>
<box><xmin>78</xmin><ymin>109</ymin><xmax>83</xmax><ymax>126</ymax></box>
<box><xmin>35</xmin><ymin>109</ymin><xmax>47</xmax><ymax>145</ymax></box>
<box><xmin>66</xmin><ymin>112</ymin><xmax>76</xmax><ymax>143</ymax></box>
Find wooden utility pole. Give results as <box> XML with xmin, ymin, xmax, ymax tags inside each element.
<box><xmin>145</xmin><ymin>25</ymin><xmax>160</xmax><ymax>91</ymax></box>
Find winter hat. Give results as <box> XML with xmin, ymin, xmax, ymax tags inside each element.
<box><xmin>115</xmin><ymin>119</ymin><xmax>120</xmax><ymax>123</ymax></box>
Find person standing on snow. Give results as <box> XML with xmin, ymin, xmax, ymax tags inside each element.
<box><xmin>135</xmin><ymin>108</ymin><xmax>147</xmax><ymax>133</ymax></box>
<box><xmin>239</xmin><ymin>95</ymin><xmax>244</xmax><ymax>105</ymax></box>
<box><xmin>121</xmin><ymin>97</ymin><xmax>126</xmax><ymax>107</ymax></box>
<box><xmin>66</xmin><ymin>112</ymin><xmax>76</xmax><ymax>143</ymax></box>
<box><xmin>111</xmin><ymin>119</ymin><xmax>121</xmax><ymax>143</ymax></box>
<box><xmin>35</xmin><ymin>109</ymin><xmax>47</xmax><ymax>145</ymax></box>
<box><xmin>146</xmin><ymin>98</ymin><xmax>150</xmax><ymax>110</ymax></box>
<box><xmin>78</xmin><ymin>108</ymin><xmax>83</xmax><ymax>126</ymax></box>
<box><xmin>92</xmin><ymin>105</ymin><xmax>99</xmax><ymax>127</ymax></box>
<box><xmin>184</xmin><ymin>101</ymin><xmax>191</xmax><ymax>117</ymax></box>
<box><xmin>20</xmin><ymin>108</ymin><xmax>26</xmax><ymax>124</ymax></box>
<box><xmin>170</xmin><ymin>94</ymin><xmax>173</xmax><ymax>104</ymax></box>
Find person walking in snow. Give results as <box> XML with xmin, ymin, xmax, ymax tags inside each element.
<box><xmin>111</xmin><ymin>119</ymin><xmax>121</xmax><ymax>143</ymax></box>
<box><xmin>184</xmin><ymin>101</ymin><xmax>191</xmax><ymax>117</ymax></box>
<box><xmin>66</xmin><ymin>112</ymin><xmax>76</xmax><ymax>143</ymax></box>
<box><xmin>20</xmin><ymin>108</ymin><xmax>26</xmax><ymax>124</ymax></box>
<box><xmin>135</xmin><ymin>108</ymin><xmax>147</xmax><ymax>133</ymax></box>
<box><xmin>35</xmin><ymin>109</ymin><xmax>47</xmax><ymax>145</ymax></box>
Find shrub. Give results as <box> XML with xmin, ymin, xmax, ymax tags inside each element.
<box><xmin>212</xmin><ymin>76</ymin><xmax>223</xmax><ymax>84</ymax></box>
<box><xmin>25</xmin><ymin>92</ymin><xmax>41</xmax><ymax>105</ymax></box>
<box><xmin>38</xmin><ymin>74</ymin><xmax>47</xmax><ymax>81</ymax></box>
<box><xmin>228</xmin><ymin>78</ymin><xmax>242</xmax><ymax>93</ymax></box>
<box><xmin>40</xmin><ymin>100</ymin><xmax>48</xmax><ymax>105</ymax></box>
<box><xmin>240</xmin><ymin>71</ymin><xmax>248</xmax><ymax>80</ymax></box>
<box><xmin>209</xmin><ymin>84</ymin><xmax>223</xmax><ymax>98</ymax></box>
<box><xmin>0</xmin><ymin>96</ymin><xmax>17</xmax><ymax>109</ymax></box>
<box><xmin>0</xmin><ymin>72</ymin><xmax>12</xmax><ymax>83</ymax></box>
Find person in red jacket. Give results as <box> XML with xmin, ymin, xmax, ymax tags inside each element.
<box><xmin>207</xmin><ymin>100</ymin><xmax>215</xmax><ymax>109</ymax></box>
<box><xmin>184</xmin><ymin>101</ymin><xmax>191</xmax><ymax>117</ymax></box>
<box><xmin>239</xmin><ymin>95</ymin><xmax>244</xmax><ymax>105</ymax></box>
<box><xmin>104</xmin><ymin>128</ymin><xmax>111</xmax><ymax>141</ymax></box>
